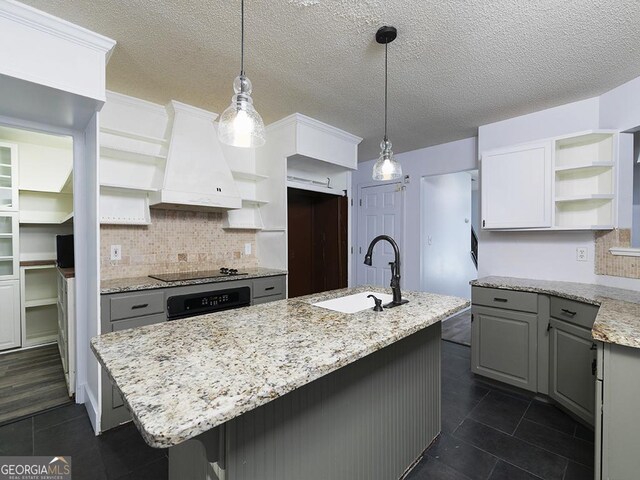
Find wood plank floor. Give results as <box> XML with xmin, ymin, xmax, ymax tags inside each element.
<box><xmin>0</xmin><ymin>344</ymin><xmax>71</xmax><ymax>425</ymax></box>
<box><xmin>441</xmin><ymin>309</ymin><xmax>471</xmax><ymax>346</ymax></box>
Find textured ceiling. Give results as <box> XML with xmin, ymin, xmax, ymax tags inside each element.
<box><xmin>21</xmin><ymin>0</ymin><xmax>640</xmax><ymax>160</ymax></box>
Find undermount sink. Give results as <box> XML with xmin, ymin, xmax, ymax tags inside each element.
<box><xmin>312</xmin><ymin>291</ymin><xmax>394</xmax><ymax>314</ymax></box>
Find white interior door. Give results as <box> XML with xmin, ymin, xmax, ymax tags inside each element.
<box><xmin>421</xmin><ymin>172</ymin><xmax>477</xmax><ymax>299</ymax></box>
<box><xmin>357</xmin><ymin>182</ymin><xmax>403</xmax><ymax>287</ymax></box>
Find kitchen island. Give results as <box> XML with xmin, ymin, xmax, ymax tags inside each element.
<box><xmin>91</xmin><ymin>286</ymin><xmax>468</xmax><ymax>480</ymax></box>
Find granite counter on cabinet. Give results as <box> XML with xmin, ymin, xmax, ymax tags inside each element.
<box><xmin>471</xmin><ymin>276</ymin><xmax>640</xmax><ymax>349</ymax></box>
<box><xmin>91</xmin><ymin>286</ymin><xmax>468</xmax><ymax>449</ymax></box>
<box><xmin>100</xmin><ymin>267</ymin><xmax>287</xmax><ymax>294</ymax></box>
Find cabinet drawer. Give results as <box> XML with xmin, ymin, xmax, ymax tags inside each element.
<box><xmin>253</xmin><ymin>276</ymin><xmax>285</xmax><ymax>299</ymax></box>
<box><xmin>109</xmin><ymin>291</ymin><xmax>165</xmax><ymax>321</ymax></box>
<box><xmin>550</xmin><ymin>296</ymin><xmax>598</xmax><ymax>330</ymax></box>
<box><xmin>253</xmin><ymin>294</ymin><xmax>285</xmax><ymax>305</ymax></box>
<box><xmin>472</xmin><ymin>287</ymin><xmax>537</xmax><ymax>313</ymax></box>
<box><xmin>109</xmin><ymin>313</ymin><xmax>166</xmax><ymax>332</ymax></box>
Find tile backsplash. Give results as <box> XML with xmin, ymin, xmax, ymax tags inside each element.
<box><xmin>595</xmin><ymin>228</ymin><xmax>640</xmax><ymax>279</ymax></box>
<box><xmin>100</xmin><ymin>209</ymin><xmax>258</xmax><ymax>280</ymax></box>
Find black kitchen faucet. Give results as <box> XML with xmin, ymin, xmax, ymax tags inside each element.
<box><xmin>363</xmin><ymin>235</ymin><xmax>408</xmax><ymax>308</ymax></box>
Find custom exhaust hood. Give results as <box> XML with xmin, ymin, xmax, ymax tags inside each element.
<box><xmin>149</xmin><ymin>101</ymin><xmax>242</xmax><ymax>211</ymax></box>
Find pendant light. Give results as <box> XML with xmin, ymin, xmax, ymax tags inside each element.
<box><xmin>218</xmin><ymin>0</ymin><xmax>266</xmax><ymax>148</ymax></box>
<box><xmin>372</xmin><ymin>26</ymin><xmax>402</xmax><ymax>181</ymax></box>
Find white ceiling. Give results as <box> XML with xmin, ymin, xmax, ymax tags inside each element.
<box><xmin>22</xmin><ymin>0</ymin><xmax>640</xmax><ymax>160</ymax></box>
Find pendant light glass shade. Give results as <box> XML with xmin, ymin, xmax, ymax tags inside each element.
<box><xmin>373</xmin><ymin>26</ymin><xmax>402</xmax><ymax>181</ymax></box>
<box><xmin>372</xmin><ymin>138</ymin><xmax>402</xmax><ymax>181</ymax></box>
<box><xmin>218</xmin><ymin>75</ymin><xmax>265</xmax><ymax>148</ymax></box>
<box><xmin>218</xmin><ymin>0</ymin><xmax>265</xmax><ymax>148</ymax></box>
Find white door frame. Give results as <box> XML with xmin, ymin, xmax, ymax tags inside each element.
<box><xmin>0</xmin><ymin>113</ymin><xmax>99</xmax><ymax>423</ymax></box>
<box><xmin>354</xmin><ymin>179</ymin><xmax>406</xmax><ymax>287</ymax></box>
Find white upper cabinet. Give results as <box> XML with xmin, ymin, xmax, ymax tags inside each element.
<box><xmin>0</xmin><ymin>142</ymin><xmax>18</xmax><ymax>212</ymax></box>
<box><xmin>481</xmin><ymin>141</ymin><xmax>552</xmax><ymax>229</ymax></box>
<box><xmin>481</xmin><ymin>130</ymin><xmax>619</xmax><ymax>231</ymax></box>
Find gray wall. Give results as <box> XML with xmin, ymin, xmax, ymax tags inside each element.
<box><xmin>633</xmin><ymin>132</ymin><xmax>640</xmax><ymax>248</ymax></box>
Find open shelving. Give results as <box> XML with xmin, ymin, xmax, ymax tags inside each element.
<box><xmin>552</xmin><ymin>131</ymin><xmax>616</xmax><ymax>229</ymax></box>
<box><xmin>20</xmin><ymin>264</ymin><xmax>58</xmax><ymax>347</ymax></box>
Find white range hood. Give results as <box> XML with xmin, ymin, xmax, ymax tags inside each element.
<box><xmin>149</xmin><ymin>101</ymin><xmax>242</xmax><ymax>211</ymax></box>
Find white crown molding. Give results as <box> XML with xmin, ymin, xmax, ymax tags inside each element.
<box><xmin>267</xmin><ymin>112</ymin><xmax>362</xmax><ymax>144</ymax></box>
<box><xmin>0</xmin><ymin>0</ymin><xmax>115</xmax><ymax>57</ymax></box>
<box><xmin>106</xmin><ymin>90</ymin><xmax>168</xmax><ymax>116</ymax></box>
<box><xmin>167</xmin><ymin>100</ymin><xmax>218</xmax><ymax>121</ymax></box>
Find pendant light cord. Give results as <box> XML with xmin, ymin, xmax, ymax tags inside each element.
<box><xmin>384</xmin><ymin>41</ymin><xmax>388</xmax><ymax>142</ymax></box>
<box><xmin>240</xmin><ymin>0</ymin><xmax>245</xmax><ymax>75</ymax></box>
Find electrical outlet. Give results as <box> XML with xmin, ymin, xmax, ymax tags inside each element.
<box><xmin>111</xmin><ymin>244</ymin><xmax>122</xmax><ymax>261</ymax></box>
<box><xmin>576</xmin><ymin>247</ymin><xmax>588</xmax><ymax>262</ymax></box>
<box><xmin>244</xmin><ymin>243</ymin><xmax>252</xmax><ymax>255</ymax></box>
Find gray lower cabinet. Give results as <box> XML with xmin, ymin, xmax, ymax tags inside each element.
<box><xmin>596</xmin><ymin>343</ymin><xmax>640</xmax><ymax>480</ymax></box>
<box><xmin>471</xmin><ymin>305</ymin><xmax>538</xmax><ymax>392</ymax></box>
<box><xmin>549</xmin><ymin>318</ymin><xmax>596</xmax><ymax>426</ymax></box>
<box><xmin>548</xmin><ymin>296</ymin><xmax>598</xmax><ymax>426</ymax></box>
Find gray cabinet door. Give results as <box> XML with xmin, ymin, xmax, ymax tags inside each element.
<box><xmin>549</xmin><ymin>318</ymin><xmax>596</xmax><ymax>426</ymax></box>
<box><xmin>471</xmin><ymin>305</ymin><xmax>537</xmax><ymax>392</ymax></box>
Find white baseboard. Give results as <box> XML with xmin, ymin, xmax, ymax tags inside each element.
<box><xmin>78</xmin><ymin>383</ymin><xmax>101</xmax><ymax>434</ymax></box>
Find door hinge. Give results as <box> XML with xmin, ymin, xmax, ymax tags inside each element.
<box><xmin>359</xmin><ymin>199</ymin><xmax>362</xmax><ymax>207</ymax></box>
<box><xmin>470</xmin><ymin>314</ymin><xmax>474</xmax><ymax>322</ymax></box>
<box><xmin>359</xmin><ymin>246</ymin><xmax>362</xmax><ymax>254</ymax></box>
<box><xmin>482</xmin><ymin>219</ymin><xmax>485</xmax><ymax>227</ymax></box>
<box><xmin>350</xmin><ymin>246</ymin><xmax>353</xmax><ymax>254</ymax></box>
<box><xmin>547</xmin><ymin>322</ymin><xmax>552</xmax><ymax>332</ymax></box>
<box><xmin>350</xmin><ymin>198</ymin><xmax>353</xmax><ymax>206</ymax></box>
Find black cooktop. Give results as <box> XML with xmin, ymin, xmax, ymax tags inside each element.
<box><xmin>148</xmin><ymin>268</ymin><xmax>248</xmax><ymax>282</ymax></box>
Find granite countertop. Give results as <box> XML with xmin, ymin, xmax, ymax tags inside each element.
<box><xmin>91</xmin><ymin>285</ymin><xmax>468</xmax><ymax>448</ymax></box>
<box><xmin>472</xmin><ymin>276</ymin><xmax>640</xmax><ymax>349</ymax></box>
<box><xmin>100</xmin><ymin>267</ymin><xmax>287</xmax><ymax>294</ymax></box>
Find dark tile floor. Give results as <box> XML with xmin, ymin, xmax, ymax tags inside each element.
<box><xmin>441</xmin><ymin>309</ymin><xmax>472</xmax><ymax>346</ymax></box>
<box><xmin>0</xmin><ymin>403</ymin><xmax>167</xmax><ymax>480</ymax></box>
<box><xmin>0</xmin><ymin>340</ymin><xmax>593</xmax><ymax>480</ymax></box>
<box><xmin>406</xmin><ymin>341</ymin><xmax>595</xmax><ymax>480</ymax></box>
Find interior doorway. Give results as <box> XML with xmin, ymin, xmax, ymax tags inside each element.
<box><xmin>287</xmin><ymin>188</ymin><xmax>348</xmax><ymax>298</ymax></box>
<box><xmin>356</xmin><ymin>181</ymin><xmax>404</xmax><ymax>286</ymax></box>
<box><xmin>0</xmin><ymin>125</ymin><xmax>75</xmax><ymax>424</ymax></box>
<box><xmin>421</xmin><ymin>170</ymin><xmax>478</xmax><ymax>299</ymax></box>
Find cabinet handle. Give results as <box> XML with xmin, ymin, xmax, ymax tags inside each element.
<box><xmin>264</xmin><ymin>286</ymin><xmax>275</xmax><ymax>291</ymax></box>
<box><xmin>592</xmin><ymin>358</ymin><xmax>597</xmax><ymax>376</ymax></box>
<box><xmin>493</xmin><ymin>297</ymin><xmax>508</xmax><ymax>303</ymax></box>
<box><xmin>131</xmin><ymin>303</ymin><xmax>149</xmax><ymax>310</ymax></box>
<box><xmin>547</xmin><ymin>323</ymin><xmax>552</xmax><ymax>332</ymax></box>
<box><xmin>471</xmin><ymin>314</ymin><xmax>474</xmax><ymax>322</ymax></box>
<box><xmin>590</xmin><ymin>343</ymin><xmax>597</xmax><ymax>351</ymax></box>
<box><xmin>561</xmin><ymin>308</ymin><xmax>577</xmax><ymax>317</ymax></box>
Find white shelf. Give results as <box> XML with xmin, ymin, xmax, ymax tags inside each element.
<box><xmin>100</xmin><ymin>183</ymin><xmax>159</xmax><ymax>192</ymax></box>
<box><xmin>25</xmin><ymin>297</ymin><xmax>57</xmax><ymax>308</ymax></box>
<box><xmin>100</xmin><ymin>127</ymin><xmax>168</xmax><ymax>146</ymax></box>
<box><xmin>554</xmin><ymin>161</ymin><xmax>614</xmax><ymax>172</ymax></box>
<box><xmin>101</xmin><ymin>145</ymin><xmax>167</xmax><ymax>162</ymax></box>
<box><xmin>0</xmin><ymin>233</ymin><xmax>11</xmax><ymax>238</ymax></box>
<box><xmin>0</xmin><ymin>255</ymin><xmax>13</xmax><ymax>260</ymax></box>
<box><xmin>231</xmin><ymin>170</ymin><xmax>269</xmax><ymax>182</ymax></box>
<box><xmin>241</xmin><ymin>198</ymin><xmax>269</xmax><ymax>206</ymax></box>
<box><xmin>554</xmin><ymin>194</ymin><xmax>614</xmax><ymax>203</ymax></box>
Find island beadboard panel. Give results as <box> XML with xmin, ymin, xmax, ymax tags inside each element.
<box><xmin>595</xmin><ymin>228</ymin><xmax>640</xmax><ymax>279</ymax></box>
<box><xmin>100</xmin><ymin>209</ymin><xmax>258</xmax><ymax>280</ymax></box>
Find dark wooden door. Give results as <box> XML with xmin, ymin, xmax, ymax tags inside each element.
<box><xmin>287</xmin><ymin>188</ymin><xmax>348</xmax><ymax>298</ymax></box>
